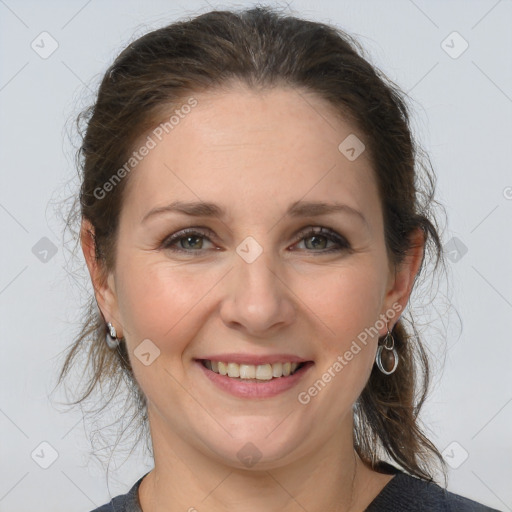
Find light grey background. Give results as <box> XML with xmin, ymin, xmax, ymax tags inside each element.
<box><xmin>1</xmin><ymin>1</ymin><xmax>511</xmax><ymax>511</ymax></box>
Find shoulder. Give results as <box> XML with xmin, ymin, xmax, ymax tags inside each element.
<box><xmin>367</xmin><ymin>469</ymin><xmax>501</xmax><ymax>512</ymax></box>
<box><xmin>88</xmin><ymin>472</ymin><xmax>148</xmax><ymax>512</ymax></box>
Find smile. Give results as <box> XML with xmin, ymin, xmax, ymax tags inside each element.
<box><xmin>201</xmin><ymin>359</ymin><xmax>304</xmax><ymax>380</ymax></box>
<box><xmin>195</xmin><ymin>359</ymin><xmax>314</xmax><ymax>399</ymax></box>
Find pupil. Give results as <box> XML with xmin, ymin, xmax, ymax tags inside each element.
<box><xmin>308</xmin><ymin>236</ymin><xmax>325</xmax><ymax>250</ymax></box>
<box><xmin>184</xmin><ymin>236</ymin><xmax>201</xmax><ymax>249</ymax></box>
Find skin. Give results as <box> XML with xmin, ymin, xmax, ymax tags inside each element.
<box><xmin>82</xmin><ymin>82</ymin><xmax>424</xmax><ymax>511</ymax></box>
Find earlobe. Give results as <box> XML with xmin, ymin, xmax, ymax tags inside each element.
<box><xmin>80</xmin><ymin>219</ymin><xmax>120</xmax><ymax>331</ymax></box>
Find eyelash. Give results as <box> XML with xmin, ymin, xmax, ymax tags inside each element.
<box><xmin>160</xmin><ymin>226</ymin><xmax>351</xmax><ymax>256</ymax></box>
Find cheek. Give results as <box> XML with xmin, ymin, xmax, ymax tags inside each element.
<box><xmin>296</xmin><ymin>262</ymin><xmax>386</xmax><ymax>340</ymax></box>
<box><xmin>115</xmin><ymin>257</ymin><xmax>216</xmax><ymax>345</ymax></box>
<box><xmin>298</xmin><ymin>268</ymin><xmax>385</xmax><ymax>407</ymax></box>
<box><xmin>298</xmin><ymin>262</ymin><xmax>386</xmax><ymax>390</ymax></box>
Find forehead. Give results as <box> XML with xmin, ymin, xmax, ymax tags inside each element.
<box><xmin>159</xmin><ymin>83</ymin><xmax>367</xmax><ymax>165</ymax></box>
<box><xmin>122</xmin><ymin>83</ymin><xmax>380</xmax><ymax>227</ymax></box>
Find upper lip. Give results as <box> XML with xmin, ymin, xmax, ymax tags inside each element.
<box><xmin>196</xmin><ymin>354</ymin><xmax>312</xmax><ymax>365</ymax></box>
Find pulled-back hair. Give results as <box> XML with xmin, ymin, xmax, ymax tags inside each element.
<box><xmin>57</xmin><ymin>5</ymin><xmax>447</xmax><ymax>483</ymax></box>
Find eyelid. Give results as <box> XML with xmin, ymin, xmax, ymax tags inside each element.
<box><xmin>294</xmin><ymin>225</ymin><xmax>345</xmax><ymax>240</ymax></box>
<box><xmin>160</xmin><ymin>225</ymin><xmax>350</xmax><ymax>254</ymax></box>
<box><xmin>292</xmin><ymin>225</ymin><xmax>350</xmax><ymax>251</ymax></box>
<box><xmin>160</xmin><ymin>227</ymin><xmax>217</xmax><ymax>250</ymax></box>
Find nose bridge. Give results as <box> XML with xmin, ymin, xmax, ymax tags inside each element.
<box><xmin>235</xmin><ymin>234</ymin><xmax>281</xmax><ymax>303</ymax></box>
<box><xmin>220</xmin><ymin>233</ymin><xmax>295</xmax><ymax>333</ymax></box>
<box><xmin>239</xmin><ymin>243</ymin><xmax>276</xmax><ymax>291</ymax></box>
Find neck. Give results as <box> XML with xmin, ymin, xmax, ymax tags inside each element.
<box><xmin>137</xmin><ymin>406</ymin><xmax>382</xmax><ymax>512</ymax></box>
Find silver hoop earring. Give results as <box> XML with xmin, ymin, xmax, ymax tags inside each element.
<box><xmin>106</xmin><ymin>322</ymin><xmax>120</xmax><ymax>349</ymax></box>
<box><xmin>375</xmin><ymin>326</ymin><xmax>398</xmax><ymax>375</ymax></box>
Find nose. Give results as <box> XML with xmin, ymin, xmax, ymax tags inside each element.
<box><xmin>219</xmin><ymin>244</ymin><xmax>296</xmax><ymax>337</ymax></box>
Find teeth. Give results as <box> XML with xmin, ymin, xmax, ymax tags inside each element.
<box><xmin>203</xmin><ymin>360</ymin><xmax>301</xmax><ymax>380</ymax></box>
<box><xmin>272</xmin><ymin>362</ymin><xmax>282</xmax><ymax>377</ymax></box>
<box><xmin>227</xmin><ymin>362</ymin><xmax>240</xmax><ymax>378</ymax></box>
<box><xmin>218</xmin><ymin>361</ymin><xmax>228</xmax><ymax>376</ymax></box>
<box><xmin>255</xmin><ymin>364</ymin><xmax>272</xmax><ymax>380</ymax></box>
<box><xmin>239</xmin><ymin>364</ymin><xmax>256</xmax><ymax>379</ymax></box>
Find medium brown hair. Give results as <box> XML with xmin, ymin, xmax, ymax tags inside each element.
<box><xmin>57</xmin><ymin>5</ymin><xmax>448</xmax><ymax>483</ymax></box>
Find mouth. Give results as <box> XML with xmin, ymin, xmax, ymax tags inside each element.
<box><xmin>197</xmin><ymin>359</ymin><xmax>310</xmax><ymax>381</ymax></box>
<box><xmin>195</xmin><ymin>358</ymin><xmax>314</xmax><ymax>398</ymax></box>
<box><xmin>193</xmin><ymin>352</ymin><xmax>315</xmax><ymax>398</ymax></box>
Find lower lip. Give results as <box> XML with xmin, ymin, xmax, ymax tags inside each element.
<box><xmin>195</xmin><ymin>360</ymin><xmax>314</xmax><ymax>399</ymax></box>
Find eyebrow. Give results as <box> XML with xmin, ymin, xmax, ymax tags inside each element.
<box><xmin>141</xmin><ymin>200</ymin><xmax>368</xmax><ymax>227</ymax></box>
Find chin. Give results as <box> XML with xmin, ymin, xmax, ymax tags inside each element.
<box><xmin>202</xmin><ymin>421</ymin><xmax>309</xmax><ymax>470</ymax></box>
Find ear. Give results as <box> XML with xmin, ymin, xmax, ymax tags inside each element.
<box><xmin>380</xmin><ymin>227</ymin><xmax>425</xmax><ymax>334</ymax></box>
<box><xmin>80</xmin><ymin>218</ymin><xmax>122</xmax><ymax>336</ymax></box>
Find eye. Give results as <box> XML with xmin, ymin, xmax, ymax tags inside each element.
<box><xmin>160</xmin><ymin>226</ymin><xmax>351</xmax><ymax>255</ymax></box>
<box><xmin>161</xmin><ymin>228</ymin><xmax>216</xmax><ymax>254</ymax></box>
<box><xmin>292</xmin><ymin>226</ymin><xmax>351</xmax><ymax>254</ymax></box>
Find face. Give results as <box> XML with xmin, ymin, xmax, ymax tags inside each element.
<box><xmin>88</xmin><ymin>83</ymin><xmax>418</xmax><ymax>470</ymax></box>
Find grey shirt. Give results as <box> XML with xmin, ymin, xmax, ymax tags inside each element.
<box><xmin>89</xmin><ymin>462</ymin><xmax>502</xmax><ymax>512</ymax></box>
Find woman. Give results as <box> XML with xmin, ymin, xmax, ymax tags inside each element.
<box><xmin>58</xmin><ymin>6</ymin><xmax>500</xmax><ymax>511</ymax></box>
